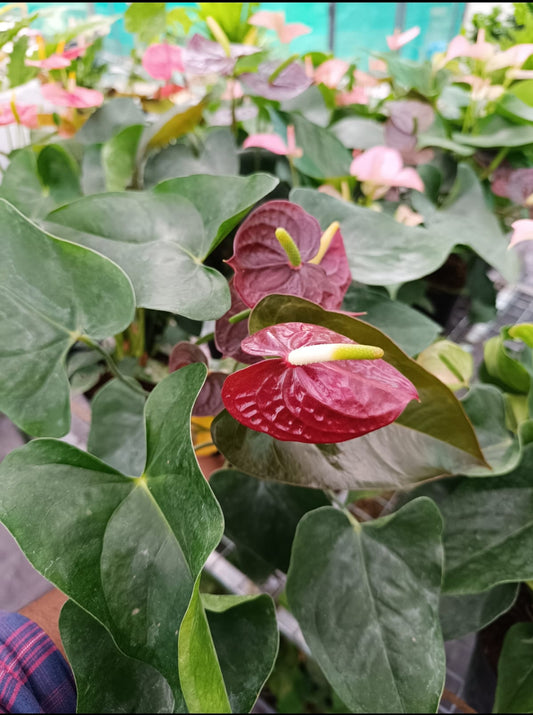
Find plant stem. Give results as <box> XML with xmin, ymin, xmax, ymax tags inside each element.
<box><xmin>288</xmin><ymin>156</ymin><xmax>299</xmax><ymax>187</ymax></box>
<box><xmin>78</xmin><ymin>335</ymin><xmax>148</xmax><ymax>396</ymax></box>
<box><xmin>194</xmin><ymin>441</ymin><xmax>215</xmax><ymax>452</ymax></box>
<box><xmin>480</xmin><ymin>146</ymin><xmax>509</xmax><ymax>180</ymax></box>
<box><xmin>195</xmin><ymin>331</ymin><xmax>214</xmax><ymax>346</ymax></box>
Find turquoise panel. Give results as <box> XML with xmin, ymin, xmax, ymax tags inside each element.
<box><xmin>260</xmin><ymin>1</ymin><xmax>330</xmax><ymax>54</ymax></box>
<box><xmin>333</xmin><ymin>3</ymin><xmax>398</xmax><ymax>65</ymax></box>
<box><xmin>403</xmin><ymin>3</ymin><xmax>466</xmax><ymax>60</ymax></box>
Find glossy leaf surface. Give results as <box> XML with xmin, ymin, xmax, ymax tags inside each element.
<box><xmin>0</xmin><ymin>366</ymin><xmax>223</xmax><ymax>710</ymax></box>
<box><xmin>102</xmin><ymin>124</ymin><xmax>144</xmax><ymax>191</ymax></box>
<box><xmin>77</xmin><ymin>98</ymin><xmax>146</xmax><ymax>145</ymax></box>
<box><xmin>342</xmin><ymin>284</ymin><xmax>440</xmax><ymax>356</ymax></box>
<box><xmin>0</xmin><ymin>199</ymin><xmax>134</xmax><ymax>437</ymax></box>
<box><xmin>439</xmin><ymin>584</ymin><xmax>518</xmax><ymax>642</ymax></box>
<box><xmin>45</xmin><ymin>192</ymin><xmax>230</xmax><ymax>320</ymax></box>
<box><xmin>286</xmin><ymin>498</ymin><xmax>445</xmax><ymax>713</ymax></box>
<box><xmin>154</xmin><ymin>172</ymin><xmax>278</xmax><ymax>253</ymax></box>
<box><xmin>179</xmin><ymin>589</ymin><xmax>278</xmax><ymax>714</ymax></box>
<box><xmin>60</xmin><ymin>599</ymin><xmax>174</xmax><ymax>714</ymax></box>
<box><xmin>292</xmin><ymin>165</ymin><xmax>518</xmax><ymax>284</ymax></box>
<box><xmin>87</xmin><ymin>379</ymin><xmax>146</xmax><ymax>475</ymax></box>
<box><xmin>210</xmin><ymin>468</ymin><xmax>329</xmax><ymax>578</ymax></box>
<box><xmin>441</xmin><ymin>442</ymin><xmax>533</xmax><ymax>594</ymax></box>
<box><xmin>330</xmin><ymin>117</ymin><xmax>386</xmax><ymax>150</ymax></box>
<box><xmin>291</xmin><ymin>114</ymin><xmax>352</xmax><ymax>180</ymax></box>
<box><xmin>494</xmin><ymin>622</ymin><xmax>533</xmax><ymax>714</ymax></box>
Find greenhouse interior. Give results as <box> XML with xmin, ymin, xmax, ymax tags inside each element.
<box><xmin>1</xmin><ymin>2</ymin><xmax>533</xmax><ymax>714</ymax></box>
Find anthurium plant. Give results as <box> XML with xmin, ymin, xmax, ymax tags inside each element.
<box><xmin>0</xmin><ymin>3</ymin><xmax>533</xmax><ymax>713</ymax></box>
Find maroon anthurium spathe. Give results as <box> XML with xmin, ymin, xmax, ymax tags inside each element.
<box><xmin>169</xmin><ymin>342</ymin><xmax>225</xmax><ymax>416</ymax></box>
<box><xmin>227</xmin><ymin>201</ymin><xmax>351</xmax><ymax>310</ymax></box>
<box><xmin>240</xmin><ymin>60</ymin><xmax>311</xmax><ymax>101</ymax></box>
<box><xmin>222</xmin><ymin>322</ymin><xmax>419</xmax><ymax>443</ymax></box>
<box><xmin>183</xmin><ymin>34</ymin><xmax>258</xmax><ymax>77</ymax></box>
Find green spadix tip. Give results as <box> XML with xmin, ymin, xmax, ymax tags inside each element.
<box><xmin>287</xmin><ymin>343</ymin><xmax>384</xmax><ymax>366</ymax></box>
<box><xmin>275</xmin><ymin>227</ymin><xmax>302</xmax><ymax>268</ymax></box>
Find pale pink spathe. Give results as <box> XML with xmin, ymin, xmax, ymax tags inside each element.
<box><xmin>350</xmin><ymin>146</ymin><xmax>424</xmax><ymax>195</ymax></box>
<box><xmin>249</xmin><ymin>10</ymin><xmax>310</xmax><ymax>44</ymax></box>
<box><xmin>509</xmin><ymin>219</ymin><xmax>533</xmax><ymax>248</ymax></box>
<box><xmin>386</xmin><ymin>26</ymin><xmax>420</xmax><ymax>51</ymax></box>
<box><xmin>142</xmin><ymin>43</ymin><xmax>184</xmax><ymax>81</ymax></box>
<box><xmin>41</xmin><ymin>82</ymin><xmax>104</xmax><ymax>109</ymax></box>
<box><xmin>243</xmin><ymin>125</ymin><xmax>302</xmax><ymax>158</ymax></box>
<box><xmin>313</xmin><ymin>59</ymin><xmax>350</xmax><ymax>89</ymax></box>
<box><xmin>0</xmin><ymin>103</ymin><xmax>39</xmax><ymax>128</ymax></box>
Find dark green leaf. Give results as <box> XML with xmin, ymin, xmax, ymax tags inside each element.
<box><xmin>44</xmin><ymin>192</ymin><xmax>230</xmax><ymax>320</ymax></box>
<box><xmin>0</xmin><ymin>365</ymin><xmax>224</xmax><ymax>709</ymax></box>
<box><xmin>60</xmin><ymin>599</ymin><xmax>174</xmax><ymax>714</ymax></box>
<box><xmin>441</xmin><ymin>441</ymin><xmax>533</xmax><ymax>594</ymax></box>
<box><xmin>87</xmin><ymin>379</ymin><xmax>146</xmax><ymax>475</ymax></box>
<box><xmin>291</xmin><ymin>114</ymin><xmax>352</xmax><ymax>180</ymax></box>
<box><xmin>281</xmin><ymin>86</ymin><xmax>331</xmax><ymax>128</ymax></box>
<box><xmin>102</xmin><ymin>124</ymin><xmax>144</xmax><ymax>191</ymax></box>
<box><xmin>286</xmin><ymin>498</ymin><xmax>445</xmax><ymax>713</ymax></box>
<box><xmin>144</xmin><ymin>129</ymin><xmax>239</xmax><ymax>188</ymax></box>
<box><xmin>77</xmin><ymin>98</ymin><xmax>147</xmax><ymax>145</ymax></box>
<box><xmin>452</xmin><ymin>116</ymin><xmax>533</xmax><ymax>148</ymax></box>
<box><xmin>210</xmin><ymin>468</ymin><xmax>329</xmax><ymax>578</ymax></box>
<box><xmin>383</xmin><ymin>52</ymin><xmax>448</xmax><ymax>98</ymax></box>
<box><xmin>439</xmin><ymin>584</ymin><xmax>518</xmax><ymax>642</ymax></box>
<box><xmin>80</xmin><ymin>144</ymin><xmax>106</xmax><ymax>195</ymax></box>
<box><xmin>0</xmin><ymin>199</ymin><xmax>134</xmax><ymax>437</ymax></box>
<box><xmin>0</xmin><ymin>148</ymin><xmax>54</xmax><ymax>219</ymax></box>
<box><xmin>498</xmin><ymin>92</ymin><xmax>533</xmax><ymax>124</ymax></box>
<box><xmin>154</xmin><ymin>172</ymin><xmax>278</xmax><ymax>253</ymax></box>
<box><xmin>494</xmin><ymin>622</ymin><xmax>533</xmax><ymax>713</ymax></box>
<box><xmin>329</xmin><ymin>117</ymin><xmax>386</xmax><ymax>149</ymax></box>
<box><xmin>37</xmin><ymin>145</ymin><xmax>82</xmax><ymax>205</ymax></box>
<box><xmin>343</xmin><ymin>284</ymin><xmax>441</xmax><ymax>356</ymax></box>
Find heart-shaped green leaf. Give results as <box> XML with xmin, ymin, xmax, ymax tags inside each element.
<box><xmin>286</xmin><ymin>498</ymin><xmax>445</xmax><ymax>713</ymax></box>
<box><xmin>77</xmin><ymin>97</ymin><xmax>147</xmax><ymax>145</ymax></box>
<box><xmin>37</xmin><ymin>144</ymin><xmax>82</xmax><ymax>205</ymax></box>
<box><xmin>102</xmin><ymin>124</ymin><xmax>144</xmax><ymax>191</ymax></box>
<box><xmin>0</xmin><ymin>148</ymin><xmax>54</xmax><ymax>219</ymax></box>
<box><xmin>154</xmin><ymin>172</ymin><xmax>279</xmax><ymax>254</ymax></box>
<box><xmin>441</xmin><ymin>441</ymin><xmax>533</xmax><ymax>594</ymax></box>
<box><xmin>343</xmin><ymin>283</ymin><xmax>441</xmax><ymax>356</ymax></box>
<box><xmin>179</xmin><ymin>588</ymin><xmax>279</xmax><ymax>714</ymax></box>
<box><xmin>291</xmin><ymin>113</ymin><xmax>352</xmax><ymax>180</ymax></box>
<box><xmin>439</xmin><ymin>584</ymin><xmax>518</xmax><ymax>642</ymax></box>
<box><xmin>210</xmin><ymin>468</ymin><xmax>329</xmax><ymax>579</ymax></box>
<box><xmin>291</xmin><ymin>165</ymin><xmax>519</xmax><ymax>284</ymax></box>
<box><xmin>0</xmin><ymin>198</ymin><xmax>135</xmax><ymax>437</ymax></box>
<box><xmin>87</xmin><ymin>379</ymin><xmax>146</xmax><ymax>475</ymax></box>
<box><xmin>249</xmin><ymin>295</ymin><xmax>486</xmax><ymax>465</ymax></box>
<box><xmin>44</xmin><ymin>192</ymin><xmax>230</xmax><ymax>320</ymax></box>
<box><xmin>144</xmin><ymin>128</ymin><xmax>239</xmax><ymax>188</ymax></box>
<box><xmin>0</xmin><ymin>365</ymin><xmax>224</xmax><ymax>709</ymax></box>
<box><xmin>330</xmin><ymin>117</ymin><xmax>386</xmax><ymax>150</ymax></box>
<box><xmin>60</xmin><ymin>599</ymin><xmax>175</xmax><ymax>714</ymax></box>
<box><xmin>494</xmin><ymin>622</ymin><xmax>533</xmax><ymax>714</ymax></box>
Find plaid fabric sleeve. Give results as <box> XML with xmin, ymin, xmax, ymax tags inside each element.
<box><xmin>0</xmin><ymin>610</ymin><xmax>76</xmax><ymax>714</ymax></box>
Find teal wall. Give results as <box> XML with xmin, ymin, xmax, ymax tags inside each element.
<box><xmin>23</xmin><ymin>2</ymin><xmax>466</xmax><ymax>64</ymax></box>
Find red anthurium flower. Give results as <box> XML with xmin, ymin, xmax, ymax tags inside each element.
<box><xmin>240</xmin><ymin>60</ymin><xmax>312</xmax><ymax>101</ymax></box>
<box><xmin>142</xmin><ymin>43</ymin><xmax>184</xmax><ymax>81</ymax></box>
<box><xmin>169</xmin><ymin>342</ymin><xmax>225</xmax><ymax>416</ymax></box>
<box><xmin>227</xmin><ymin>200</ymin><xmax>351</xmax><ymax>310</ymax></box>
<box><xmin>222</xmin><ymin>322</ymin><xmax>419</xmax><ymax>443</ymax></box>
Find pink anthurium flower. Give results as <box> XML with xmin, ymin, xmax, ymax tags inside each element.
<box><xmin>243</xmin><ymin>125</ymin><xmax>302</xmax><ymax>158</ymax></box>
<box><xmin>41</xmin><ymin>79</ymin><xmax>103</xmax><ymax>109</ymax></box>
<box><xmin>386</xmin><ymin>26</ymin><xmax>420</xmax><ymax>51</ymax></box>
<box><xmin>445</xmin><ymin>29</ymin><xmax>494</xmax><ymax>63</ymax></box>
<box><xmin>221</xmin><ymin>322</ymin><xmax>419</xmax><ymax>443</ymax></box>
<box><xmin>353</xmin><ymin>69</ymin><xmax>379</xmax><ymax>87</ymax></box>
<box><xmin>0</xmin><ymin>102</ymin><xmax>39</xmax><ymax>128</ymax></box>
<box><xmin>221</xmin><ymin>79</ymin><xmax>243</xmax><ymax>100</ymax></box>
<box><xmin>335</xmin><ymin>86</ymin><xmax>368</xmax><ymax>106</ymax></box>
<box><xmin>227</xmin><ymin>200</ymin><xmax>351</xmax><ymax>311</ymax></box>
<box><xmin>313</xmin><ymin>58</ymin><xmax>350</xmax><ymax>89</ymax></box>
<box><xmin>183</xmin><ymin>33</ymin><xmax>258</xmax><ymax>77</ymax></box>
<box><xmin>142</xmin><ymin>43</ymin><xmax>184</xmax><ymax>81</ymax></box>
<box><xmin>240</xmin><ymin>60</ymin><xmax>312</xmax><ymax>101</ymax></box>
<box><xmin>385</xmin><ymin>100</ymin><xmax>435</xmax><ymax>165</ymax></box>
<box><xmin>509</xmin><ymin>219</ymin><xmax>533</xmax><ymax>248</ymax></box>
<box><xmin>249</xmin><ymin>10</ymin><xmax>311</xmax><ymax>44</ymax></box>
<box><xmin>486</xmin><ymin>43</ymin><xmax>533</xmax><ymax>72</ymax></box>
<box><xmin>350</xmin><ymin>146</ymin><xmax>424</xmax><ymax>199</ymax></box>
<box><xmin>169</xmin><ymin>342</ymin><xmax>226</xmax><ymax>416</ymax></box>
<box><xmin>26</xmin><ymin>45</ymin><xmax>88</xmax><ymax>70</ymax></box>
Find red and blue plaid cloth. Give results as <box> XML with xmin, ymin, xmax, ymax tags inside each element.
<box><xmin>0</xmin><ymin>611</ymin><xmax>76</xmax><ymax>713</ymax></box>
